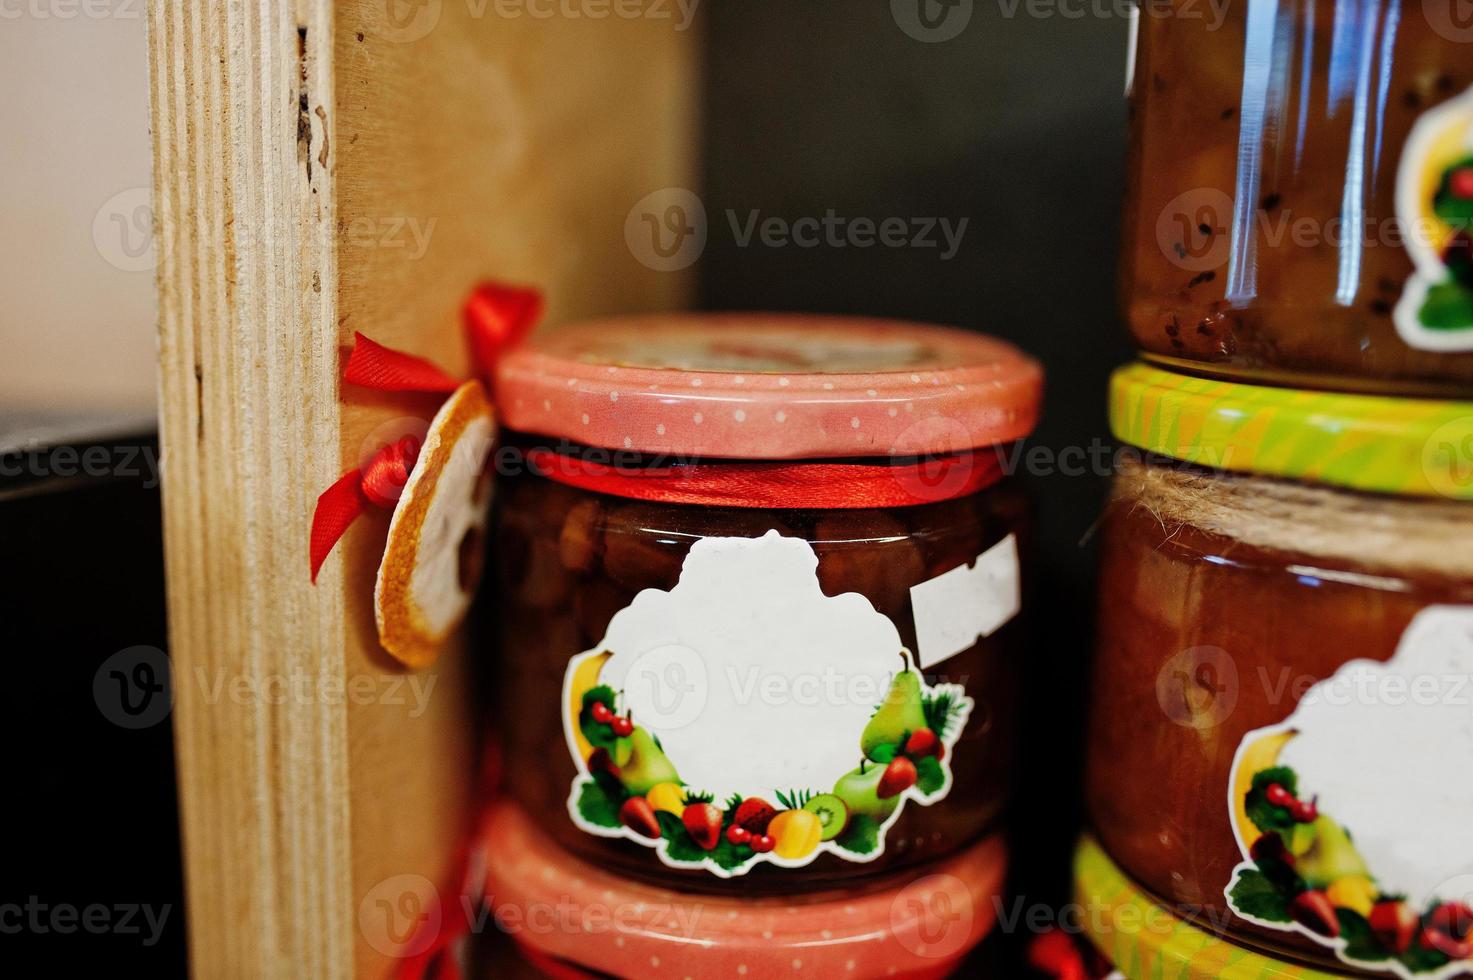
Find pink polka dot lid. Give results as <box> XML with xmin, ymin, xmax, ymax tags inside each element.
<box><xmin>495</xmin><ymin>314</ymin><xmax>1043</xmax><ymax>459</ymax></box>
<box><xmin>479</xmin><ymin>801</ymin><xmax>1005</xmax><ymax>978</ymax></box>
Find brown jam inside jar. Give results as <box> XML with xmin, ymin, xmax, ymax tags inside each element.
<box><xmin>491</xmin><ymin>445</ymin><xmax>1032</xmax><ymax>895</ymax></box>
<box><xmin>1085</xmin><ymin>456</ymin><xmax>1473</xmax><ymax>966</ymax></box>
<box><xmin>1123</xmin><ymin>1</ymin><xmax>1473</xmax><ymax>393</ymax></box>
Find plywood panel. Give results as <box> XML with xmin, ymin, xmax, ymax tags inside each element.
<box><xmin>148</xmin><ymin>2</ymin><xmax>698</xmax><ymax>975</ymax></box>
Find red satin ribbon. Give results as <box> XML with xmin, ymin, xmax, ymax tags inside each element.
<box><xmin>344</xmin><ymin>335</ymin><xmax>461</xmax><ymax>394</ymax></box>
<box><xmin>309</xmin><ymin>282</ymin><xmax>542</xmax><ymax>582</ymax></box>
<box><xmin>525</xmin><ymin>447</ymin><xmax>1004</xmax><ymax>509</ymax></box>
<box><xmin>310</xmin><ymin>436</ymin><xmax>422</xmax><ymax>582</ymax></box>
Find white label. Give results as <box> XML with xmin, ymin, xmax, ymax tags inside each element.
<box><xmin>561</xmin><ymin>531</ymin><xmax>973</xmax><ymax>877</ymax></box>
<box><xmin>909</xmin><ymin>533</ymin><xmax>1021</xmax><ymax>670</ymax></box>
<box><xmin>1225</xmin><ymin>606</ymin><xmax>1473</xmax><ymax>979</ymax></box>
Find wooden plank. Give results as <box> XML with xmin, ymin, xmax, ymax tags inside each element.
<box><xmin>147</xmin><ymin>3</ymin><xmax>698</xmax><ymax>976</ymax></box>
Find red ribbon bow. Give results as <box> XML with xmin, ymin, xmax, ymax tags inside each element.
<box><xmin>308</xmin><ymin>283</ymin><xmax>543</xmax><ymax>582</ymax></box>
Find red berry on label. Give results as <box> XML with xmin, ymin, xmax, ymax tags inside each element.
<box><xmin>1421</xmin><ymin>925</ymin><xmax>1473</xmax><ymax>961</ymax></box>
<box><xmin>1290</xmin><ymin>891</ymin><xmax>1341</xmax><ymax>938</ymax></box>
<box><xmin>734</xmin><ymin>798</ymin><xmax>777</xmax><ymax>833</ymax></box>
<box><xmin>1291</xmin><ymin>799</ymin><xmax>1318</xmax><ymax>823</ymax></box>
<box><xmin>590</xmin><ymin>701</ymin><xmax>613</xmax><ymax>724</ymax></box>
<box><xmin>618</xmin><ymin>797</ymin><xmax>662</xmax><ymax>840</ymax></box>
<box><xmin>1264</xmin><ymin>783</ymin><xmax>1294</xmax><ymax>808</ymax></box>
<box><xmin>904</xmin><ymin>729</ymin><xmax>941</xmax><ymax>759</ymax></box>
<box><xmin>1429</xmin><ymin>901</ymin><xmax>1473</xmax><ymax>942</ymax></box>
<box><xmin>750</xmin><ymin>834</ymin><xmax>775</xmax><ymax>853</ymax></box>
<box><xmin>1451</xmin><ymin>167</ymin><xmax>1473</xmax><ymax>201</ymax></box>
<box><xmin>726</xmin><ymin>824</ymin><xmax>751</xmax><ymax>846</ymax></box>
<box><xmin>1250</xmin><ymin>833</ymin><xmax>1295</xmax><ymax>868</ymax></box>
<box><xmin>611</xmin><ymin>716</ymin><xmax>634</xmax><ymax>737</ymax></box>
<box><xmin>1369</xmin><ymin>901</ymin><xmax>1419</xmax><ymax>955</ymax></box>
<box><xmin>877</xmin><ymin>756</ymin><xmax>918</xmax><ymax>800</ymax></box>
<box><xmin>682</xmin><ymin>803</ymin><xmax>724</xmax><ymax>851</ymax></box>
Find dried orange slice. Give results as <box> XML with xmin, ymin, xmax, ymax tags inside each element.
<box><xmin>375</xmin><ymin>380</ymin><xmax>495</xmax><ymax>668</ymax></box>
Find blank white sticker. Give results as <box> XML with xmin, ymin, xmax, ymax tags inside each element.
<box><xmin>909</xmin><ymin>533</ymin><xmax>1021</xmax><ymax>670</ymax></box>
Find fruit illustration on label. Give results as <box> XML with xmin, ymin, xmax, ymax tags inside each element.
<box><xmin>681</xmin><ymin>796</ymin><xmax>724</xmax><ymax>851</ymax></box>
<box><xmin>619</xmin><ymin>797</ymin><xmax>661</xmax><ymax>840</ymax></box>
<box><xmin>559</xmin><ymin>533</ymin><xmax>975</xmax><ymax>877</ymax></box>
<box><xmin>833</xmin><ymin>762</ymin><xmax>901</xmax><ymax>823</ymax></box>
<box><xmin>767</xmin><ymin>809</ymin><xmax>823</xmax><ymax>860</ymax></box>
<box><xmin>645</xmin><ymin>782</ymin><xmax>685</xmax><ymax>818</ymax></box>
<box><xmin>861</xmin><ymin>670</ymin><xmax>928</xmax><ymax>760</ymax></box>
<box><xmin>1395</xmin><ymin>86</ymin><xmax>1473</xmax><ymax>352</ymax></box>
<box><xmin>618</xmin><ymin>728</ymin><xmax>680</xmax><ymax>796</ymax></box>
<box><xmin>1224</xmin><ymin>606</ymin><xmax>1473</xmax><ymax>978</ymax></box>
<box><xmin>802</xmin><ymin>794</ymin><xmax>850</xmax><ymax>841</ymax></box>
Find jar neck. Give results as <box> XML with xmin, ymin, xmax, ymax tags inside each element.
<box><xmin>498</xmin><ymin>437</ymin><xmax>1008</xmax><ymax>509</ymax></box>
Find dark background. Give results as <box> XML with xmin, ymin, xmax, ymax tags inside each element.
<box><xmin>5</xmin><ymin>3</ymin><xmax>1133</xmax><ymax>975</ymax></box>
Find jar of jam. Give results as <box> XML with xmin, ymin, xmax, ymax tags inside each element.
<box><xmin>1085</xmin><ymin>364</ymin><xmax>1473</xmax><ymax>976</ymax></box>
<box><xmin>485</xmin><ymin>315</ymin><xmax>1041</xmax><ymax>901</ymax></box>
<box><xmin>1124</xmin><ymin>1</ymin><xmax>1473</xmax><ymax>393</ymax></box>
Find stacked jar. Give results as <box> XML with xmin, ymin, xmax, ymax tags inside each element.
<box><xmin>481</xmin><ymin>315</ymin><xmax>1042</xmax><ymax>977</ymax></box>
<box><xmin>1078</xmin><ymin>4</ymin><xmax>1473</xmax><ymax>978</ymax></box>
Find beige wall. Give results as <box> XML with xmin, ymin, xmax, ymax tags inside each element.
<box><xmin>1</xmin><ymin>5</ymin><xmax>156</xmax><ymax>415</ymax></box>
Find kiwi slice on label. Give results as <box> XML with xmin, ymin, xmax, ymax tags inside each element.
<box><xmin>803</xmin><ymin>793</ymin><xmax>850</xmax><ymax>842</ymax></box>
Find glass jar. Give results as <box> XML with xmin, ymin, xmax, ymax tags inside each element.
<box><xmin>487</xmin><ymin>315</ymin><xmax>1042</xmax><ymax>895</ymax></box>
<box><xmin>1087</xmin><ymin>364</ymin><xmax>1473</xmax><ymax>975</ymax></box>
<box><xmin>1123</xmin><ymin>0</ymin><xmax>1473</xmax><ymax>393</ymax></box>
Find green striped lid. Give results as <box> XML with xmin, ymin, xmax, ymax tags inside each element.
<box><xmin>1109</xmin><ymin>363</ymin><xmax>1473</xmax><ymax>500</ymax></box>
<box><xmin>1074</xmin><ymin>836</ymin><xmax>1346</xmax><ymax>980</ymax></box>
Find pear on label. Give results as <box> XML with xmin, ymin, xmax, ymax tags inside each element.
<box><xmin>618</xmin><ymin>727</ymin><xmax>680</xmax><ymax>796</ymax></box>
<box><xmin>860</xmin><ymin>670</ymin><xmax>929</xmax><ymax>761</ymax></box>
<box><xmin>1296</xmin><ymin>815</ymin><xmax>1370</xmax><ymax>890</ymax></box>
